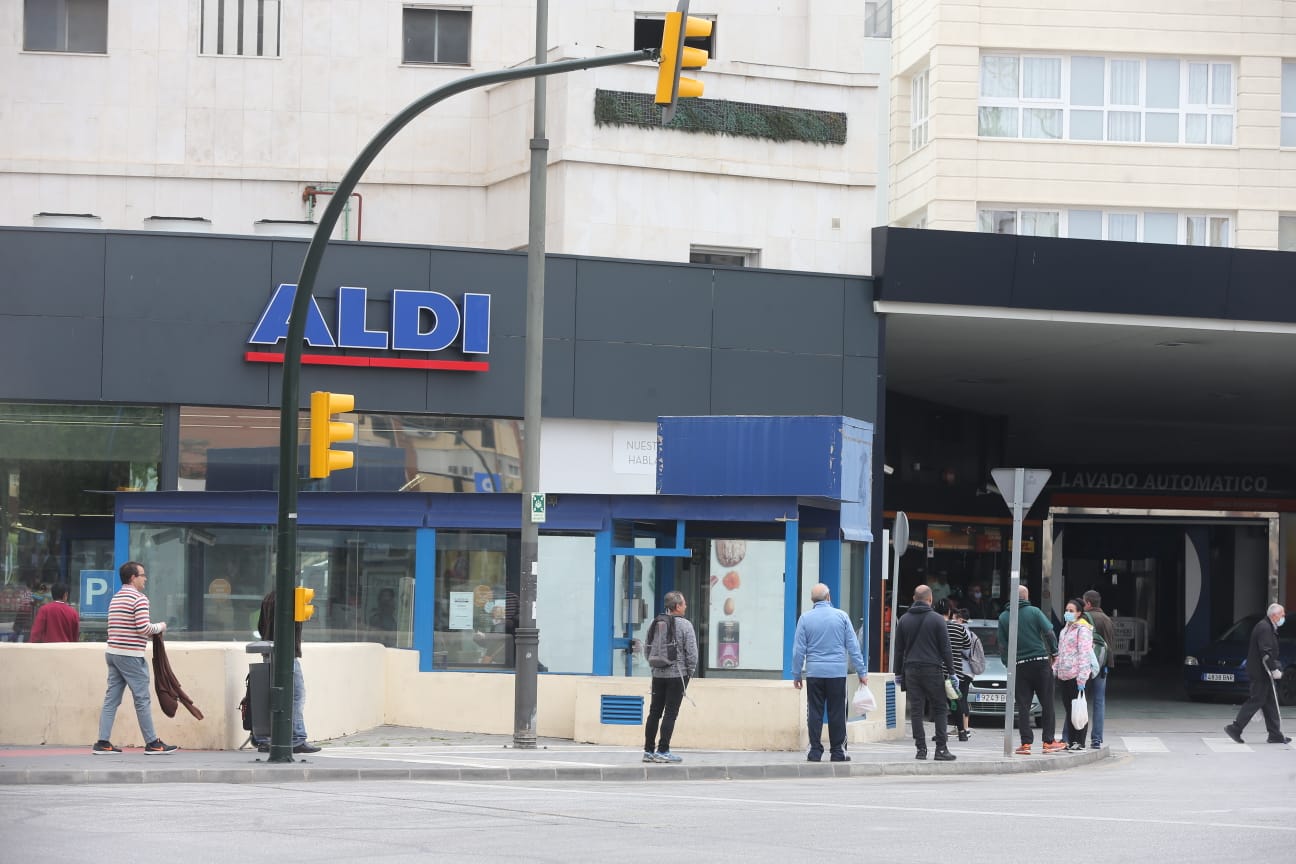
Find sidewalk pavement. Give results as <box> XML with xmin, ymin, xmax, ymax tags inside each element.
<box><xmin>0</xmin><ymin>724</ymin><xmax>1109</xmax><ymax>786</ymax></box>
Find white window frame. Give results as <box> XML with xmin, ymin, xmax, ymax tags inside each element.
<box><xmin>22</xmin><ymin>0</ymin><xmax>108</xmax><ymax>54</ymax></box>
<box><xmin>200</xmin><ymin>0</ymin><xmax>282</xmax><ymax>58</ymax></box>
<box><xmin>865</xmin><ymin>1</ymin><xmax>892</xmax><ymax>39</ymax></box>
<box><xmin>402</xmin><ymin>5</ymin><xmax>472</xmax><ymax>66</ymax></box>
<box><xmin>1281</xmin><ymin>62</ymin><xmax>1296</xmax><ymax>148</ymax></box>
<box><xmin>978</xmin><ymin>54</ymin><xmax>1236</xmax><ymax>146</ymax></box>
<box><xmin>979</xmin><ymin>206</ymin><xmax>1233</xmax><ymax>247</ymax></box>
<box><xmin>1279</xmin><ymin>214</ymin><xmax>1296</xmax><ymax>252</ymax></box>
<box><xmin>910</xmin><ymin>70</ymin><xmax>930</xmax><ymax>152</ymax></box>
<box><xmin>689</xmin><ymin>245</ymin><xmax>760</xmax><ymax>268</ymax></box>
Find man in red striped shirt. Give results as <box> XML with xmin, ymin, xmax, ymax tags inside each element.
<box><xmin>92</xmin><ymin>562</ymin><xmax>178</xmax><ymax>755</ymax></box>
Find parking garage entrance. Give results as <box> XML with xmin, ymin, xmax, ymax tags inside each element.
<box><xmin>1044</xmin><ymin>507</ymin><xmax>1280</xmax><ymax>671</ymax></box>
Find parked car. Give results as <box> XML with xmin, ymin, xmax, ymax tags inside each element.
<box><xmin>1184</xmin><ymin>615</ymin><xmax>1296</xmax><ymax>705</ymax></box>
<box><xmin>965</xmin><ymin>619</ymin><xmax>1042</xmax><ymax>725</ymax></box>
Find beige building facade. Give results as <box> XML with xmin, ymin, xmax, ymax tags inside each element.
<box><xmin>887</xmin><ymin>0</ymin><xmax>1296</xmax><ymax>252</ymax></box>
<box><xmin>0</xmin><ymin>0</ymin><xmax>888</xmax><ymax>273</ymax></box>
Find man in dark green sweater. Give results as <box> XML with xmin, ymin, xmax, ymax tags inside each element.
<box><xmin>997</xmin><ymin>586</ymin><xmax>1064</xmax><ymax>755</ymax></box>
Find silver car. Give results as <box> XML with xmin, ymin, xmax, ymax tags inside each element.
<box><xmin>965</xmin><ymin>619</ymin><xmax>1042</xmax><ymax>725</ymax></box>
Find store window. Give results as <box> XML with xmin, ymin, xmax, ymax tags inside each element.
<box><xmin>23</xmin><ymin>0</ymin><xmax>108</xmax><ymax>53</ymax></box>
<box><xmin>403</xmin><ymin>6</ymin><xmax>471</xmax><ymax>65</ymax></box>
<box><xmin>535</xmin><ymin>535</ymin><xmax>596</xmax><ymax>673</ymax></box>
<box><xmin>0</xmin><ymin>403</ymin><xmax>162</xmax><ymax>640</ymax></box>
<box><xmin>180</xmin><ymin>407</ymin><xmax>522</xmax><ymax>493</ymax></box>
<box><xmin>434</xmin><ymin>531</ymin><xmax>516</xmax><ymax>668</ymax></box>
<box><xmin>705</xmin><ymin>539</ymin><xmax>783</xmax><ymax>674</ymax></box>
<box><xmin>122</xmin><ymin>523</ymin><xmax>416</xmax><ymax>646</ymax></box>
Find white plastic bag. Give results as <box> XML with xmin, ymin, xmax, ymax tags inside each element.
<box><xmin>852</xmin><ymin>684</ymin><xmax>877</xmax><ymax>715</ymax></box>
<box><xmin>1071</xmin><ymin>690</ymin><xmax>1089</xmax><ymax>730</ymax></box>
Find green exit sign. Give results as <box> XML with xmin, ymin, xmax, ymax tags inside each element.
<box><xmin>531</xmin><ymin>492</ymin><xmax>546</xmax><ymax>523</ymax></box>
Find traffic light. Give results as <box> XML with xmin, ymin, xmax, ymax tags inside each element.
<box><xmin>309</xmin><ymin>390</ymin><xmax>355</xmax><ymax>479</ymax></box>
<box><xmin>294</xmin><ymin>586</ymin><xmax>316</xmax><ymax>622</ymax></box>
<box><xmin>655</xmin><ymin>0</ymin><xmax>712</xmax><ymax>123</ymax></box>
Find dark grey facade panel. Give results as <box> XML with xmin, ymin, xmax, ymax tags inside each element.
<box><xmin>106</xmin><ymin>234</ymin><xmax>274</xmax><ymax>323</ymax></box>
<box><xmin>0</xmin><ymin>316</ymin><xmax>104</xmax><ymax>401</ymax></box>
<box><xmin>710</xmin><ymin>349</ymin><xmax>844</xmax><ymax>416</ymax></box>
<box><xmin>572</xmin><ymin>341</ymin><xmax>712</xmax><ymax>421</ymax></box>
<box><xmin>1</xmin><ymin>228</ymin><xmax>882</xmax><ymax>426</ymax></box>
<box><xmin>574</xmin><ymin>258</ymin><xmax>714</xmax><ymax>347</ymax></box>
<box><xmin>0</xmin><ymin>230</ymin><xmax>105</xmax><ymax>317</ymax></box>
<box><xmin>1010</xmin><ymin>237</ymin><xmax>1232</xmax><ymax>318</ymax></box>
<box><xmin>1226</xmin><ymin>249</ymin><xmax>1296</xmax><ymax>322</ymax></box>
<box><xmin>712</xmin><ymin>269</ymin><xmax>844</xmax><ymax>355</ymax></box>
<box><xmin>842</xmin><ymin>278</ymin><xmax>878</xmax><ymax>357</ymax></box>
<box><xmin>841</xmin><ymin>355</ymin><xmax>879</xmax><ymax>423</ymax></box>
<box><xmin>102</xmin><ymin>318</ymin><xmax>266</xmax><ymax>406</ymax></box>
<box><xmin>873</xmin><ymin>226</ymin><xmax>1296</xmax><ymax>325</ymax></box>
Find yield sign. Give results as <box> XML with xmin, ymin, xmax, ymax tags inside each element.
<box><xmin>991</xmin><ymin>468</ymin><xmax>1052</xmax><ymax>510</ymax></box>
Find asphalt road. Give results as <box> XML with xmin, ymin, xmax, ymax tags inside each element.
<box><xmin>5</xmin><ymin>723</ymin><xmax>1294</xmax><ymax>864</ymax></box>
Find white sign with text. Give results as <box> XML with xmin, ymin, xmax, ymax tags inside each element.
<box><xmin>612</xmin><ymin>429</ymin><xmax>656</xmax><ymax>475</ymax></box>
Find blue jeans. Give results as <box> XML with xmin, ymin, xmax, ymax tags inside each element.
<box><xmin>1089</xmin><ymin>669</ymin><xmax>1107</xmax><ymax>745</ymax></box>
<box><xmin>98</xmin><ymin>653</ymin><xmax>157</xmax><ymax>743</ymax></box>
<box><xmin>292</xmin><ymin>658</ymin><xmax>308</xmax><ymax>746</ymax></box>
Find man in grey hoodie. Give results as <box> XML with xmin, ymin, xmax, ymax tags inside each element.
<box><xmin>642</xmin><ymin>591</ymin><xmax>698</xmax><ymax>763</ymax></box>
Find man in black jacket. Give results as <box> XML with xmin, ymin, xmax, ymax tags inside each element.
<box><xmin>894</xmin><ymin>584</ymin><xmax>957</xmax><ymax>761</ymax></box>
<box><xmin>1225</xmin><ymin>603</ymin><xmax>1289</xmax><ymax>745</ymax></box>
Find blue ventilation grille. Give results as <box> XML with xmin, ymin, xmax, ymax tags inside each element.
<box><xmin>885</xmin><ymin>680</ymin><xmax>897</xmax><ymax>729</ymax></box>
<box><xmin>600</xmin><ymin>694</ymin><xmax>644</xmax><ymax>725</ymax></box>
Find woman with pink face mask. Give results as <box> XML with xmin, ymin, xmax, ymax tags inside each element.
<box><xmin>1054</xmin><ymin>597</ymin><xmax>1095</xmax><ymax>750</ymax></box>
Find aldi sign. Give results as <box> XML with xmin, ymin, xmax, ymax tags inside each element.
<box><xmin>245</xmin><ymin>284</ymin><xmax>491</xmax><ymax>371</ymax></box>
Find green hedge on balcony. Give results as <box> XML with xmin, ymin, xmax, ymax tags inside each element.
<box><xmin>594</xmin><ymin>90</ymin><xmax>847</xmax><ymax>145</ymax></box>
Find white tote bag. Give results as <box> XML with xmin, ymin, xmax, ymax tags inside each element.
<box><xmin>1071</xmin><ymin>690</ymin><xmax>1089</xmax><ymax>730</ymax></box>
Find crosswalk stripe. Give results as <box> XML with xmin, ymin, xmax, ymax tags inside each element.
<box><xmin>1203</xmin><ymin>737</ymin><xmax>1253</xmax><ymax>753</ymax></box>
<box><xmin>1121</xmin><ymin>736</ymin><xmax>1169</xmax><ymax>752</ymax></box>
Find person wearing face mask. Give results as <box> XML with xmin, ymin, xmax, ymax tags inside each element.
<box><xmin>965</xmin><ymin>583</ymin><xmax>994</xmax><ymax>620</ymax></box>
<box><xmin>1053</xmin><ymin>598</ymin><xmax>1094</xmax><ymax>751</ymax></box>
<box><xmin>1225</xmin><ymin>603</ymin><xmax>1290</xmax><ymax>745</ymax></box>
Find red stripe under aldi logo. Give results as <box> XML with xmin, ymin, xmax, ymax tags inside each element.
<box><xmin>246</xmin><ymin>284</ymin><xmax>491</xmax><ymax>371</ymax></box>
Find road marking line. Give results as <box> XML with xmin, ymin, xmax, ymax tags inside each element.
<box><xmin>1203</xmin><ymin>737</ymin><xmax>1253</xmax><ymax>753</ymax></box>
<box><xmin>420</xmin><ymin>781</ymin><xmax>1296</xmax><ymax>834</ymax></box>
<box><xmin>1121</xmin><ymin>736</ymin><xmax>1169</xmax><ymax>753</ymax></box>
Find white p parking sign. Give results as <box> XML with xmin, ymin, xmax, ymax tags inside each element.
<box><xmin>80</xmin><ymin>570</ymin><xmax>117</xmax><ymax>618</ymax></box>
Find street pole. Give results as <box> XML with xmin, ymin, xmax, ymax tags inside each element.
<box><xmin>267</xmin><ymin>46</ymin><xmax>655</xmax><ymax>763</ymax></box>
<box><xmin>513</xmin><ymin>0</ymin><xmax>547</xmax><ymax>750</ymax></box>
<box><xmin>1001</xmin><ymin>469</ymin><xmax>1025</xmax><ymax>757</ymax></box>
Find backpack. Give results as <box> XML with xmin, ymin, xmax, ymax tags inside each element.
<box><xmin>645</xmin><ymin>614</ymin><xmax>678</xmax><ymax>669</ymax></box>
<box><xmin>963</xmin><ymin>625</ymin><xmax>987</xmax><ymax>677</ymax></box>
<box><xmin>1084</xmin><ymin>613</ymin><xmax>1108</xmax><ymax>668</ymax></box>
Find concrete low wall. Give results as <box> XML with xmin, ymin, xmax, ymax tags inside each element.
<box><xmin>1</xmin><ymin>643</ymin><xmax>903</xmax><ymax>750</ymax></box>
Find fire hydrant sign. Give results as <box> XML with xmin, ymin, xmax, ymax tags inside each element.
<box><xmin>531</xmin><ymin>493</ymin><xmax>546</xmax><ymax>523</ymax></box>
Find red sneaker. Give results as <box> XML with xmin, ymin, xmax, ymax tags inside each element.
<box><xmin>1042</xmin><ymin>740</ymin><xmax>1067</xmax><ymax>753</ymax></box>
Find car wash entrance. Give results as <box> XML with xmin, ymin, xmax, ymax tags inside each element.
<box><xmin>1044</xmin><ymin>507</ymin><xmax>1280</xmax><ymax>668</ymax></box>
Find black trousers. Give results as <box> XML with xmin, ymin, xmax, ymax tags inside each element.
<box><xmin>1015</xmin><ymin>658</ymin><xmax>1055</xmax><ymax>745</ymax></box>
<box><xmin>904</xmin><ymin>663</ymin><xmax>947</xmax><ymax>748</ymax></box>
<box><xmin>1232</xmin><ymin>672</ymin><xmax>1282</xmax><ymax>739</ymax></box>
<box><xmin>644</xmin><ymin>676</ymin><xmax>685</xmax><ymax>753</ymax></box>
<box><xmin>1057</xmin><ymin>677</ymin><xmax>1085</xmax><ymax>745</ymax></box>
<box><xmin>805</xmin><ymin>676</ymin><xmax>847</xmax><ymax>757</ymax></box>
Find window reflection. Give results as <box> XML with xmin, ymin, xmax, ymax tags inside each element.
<box><xmin>435</xmin><ymin>531</ymin><xmax>516</xmax><ymax>668</ymax></box>
<box><xmin>179</xmin><ymin>407</ymin><xmax>522</xmax><ymax>493</ymax></box>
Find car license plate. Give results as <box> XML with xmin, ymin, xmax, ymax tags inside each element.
<box><xmin>972</xmin><ymin>693</ymin><xmax>1006</xmax><ymax>703</ymax></box>
<box><xmin>1202</xmin><ymin>673</ymin><xmax>1234</xmax><ymax>682</ymax></box>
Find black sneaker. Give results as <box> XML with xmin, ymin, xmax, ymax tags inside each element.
<box><xmin>91</xmin><ymin>740</ymin><xmax>122</xmax><ymax>755</ymax></box>
<box><xmin>144</xmin><ymin>739</ymin><xmax>179</xmax><ymax>755</ymax></box>
<box><xmin>933</xmin><ymin>748</ymin><xmax>957</xmax><ymax>762</ymax></box>
<box><xmin>1224</xmin><ymin>725</ymin><xmax>1244</xmax><ymax>744</ymax></box>
<box><xmin>1267</xmin><ymin>736</ymin><xmax>1291</xmax><ymax>744</ymax></box>
<box><xmin>293</xmin><ymin>743</ymin><xmax>322</xmax><ymax>754</ymax></box>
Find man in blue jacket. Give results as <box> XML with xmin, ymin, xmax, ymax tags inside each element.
<box><xmin>792</xmin><ymin>583</ymin><xmax>867</xmax><ymax>762</ymax></box>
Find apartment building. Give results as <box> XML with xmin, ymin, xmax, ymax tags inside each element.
<box><xmin>0</xmin><ymin>0</ymin><xmax>887</xmax><ymax>273</ymax></box>
<box><xmin>887</xmin><ymin>0</ymin><xmax>1296</xmax><ymax>251</ymax></box>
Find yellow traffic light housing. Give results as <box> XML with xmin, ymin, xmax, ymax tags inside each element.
<box><xmin>655</xmin><ymin>0</ymin><xmax>712</xmax><ymax>123</ymax></box>
<box><xmin>309</xmin><ymin>390</ymin><xmax>355</xmax><ymax>479</ymax></box>
<box><xmin>294</xmin><ymin>586</ymin><xmax>316</xmax><ymax>622</ymax></box>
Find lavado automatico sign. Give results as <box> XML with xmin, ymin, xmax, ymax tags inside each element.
<box><xmin>245</xmin><ymin>284</ymin><xmax>491</xmax><ymax>370</ymax></box>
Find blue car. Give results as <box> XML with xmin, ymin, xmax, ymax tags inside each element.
<box><xmin>1183</xmin><ymin>615</ymin><xmax>1296</xmax><ymax>705</ymax></box>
